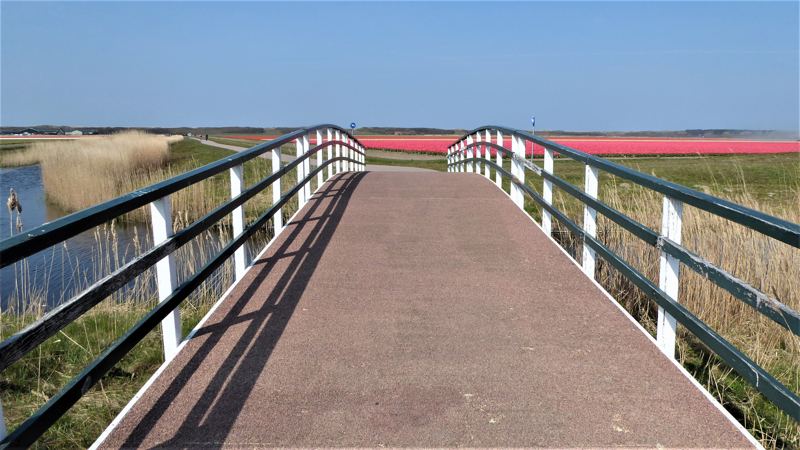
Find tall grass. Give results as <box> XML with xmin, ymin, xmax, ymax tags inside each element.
<box><xmin>0</xmin><ymin>132</ymin><xmax>182</xmax><ymax>214</ymax></box>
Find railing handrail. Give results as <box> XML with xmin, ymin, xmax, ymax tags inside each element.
<box><xmin>454</xmin><ymin>126</ymin><xmax>799</xmax><ymax>247</ymax></box>
<box><xmin>446</xmin><ymin>127</ymin><xmax>799</xmax><ymax>423</ymax></box>
<box><xmin>0</xmin><ymin>125</ymin><xmax>366</xmax><ymax>448</ymax></box>
<box><xmin>0</xmin><ymin>124</ymin><xmax>364</xmax><ymax>268</ymax></box>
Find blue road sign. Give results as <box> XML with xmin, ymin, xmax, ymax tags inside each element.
<box><xmin>350</xmin><ymin>122</ymin><xmax>356</xmax><ymax>129</ymax></box>
<box><xmin>531</xmin><ymin>116</ymin><xmax>536</xmax><ymax>128</ymax></box>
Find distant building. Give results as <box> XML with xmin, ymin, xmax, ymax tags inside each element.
<box><xmin>66</xmin><ymin>130</ymin><xmax>83</xmax><ymax>136</ymax></box>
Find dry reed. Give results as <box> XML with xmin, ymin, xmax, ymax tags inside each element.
<box><xmin>591</xmin><ymin>180</ymin><xmax>799</xmax><ymax>447</ymax></box>
<box><xmin>0</xmin><ymin>132</ymin><xmax>182</xmax><ymax>214</ymax></box>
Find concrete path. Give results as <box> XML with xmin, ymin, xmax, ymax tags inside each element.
<box><xmin>195</xmin><ymin>137</ymin><xmax>435</xmax><ymax>172</ymax></box>
<box><xmin>99</xmin><ymin>172</ymin><xmax>753</xmax><ymax>448</ymax></box>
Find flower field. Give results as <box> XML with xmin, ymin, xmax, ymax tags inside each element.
<box><xmin>225</xmin><ymin>134</ymin><xmax>799</xmax><ymax>156</ymax></box>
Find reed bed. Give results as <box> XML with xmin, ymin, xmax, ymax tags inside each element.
<box><xmin>0</xmin><ymin>132</ymin><xmax>182</xmax><ymax>214</ymax></box>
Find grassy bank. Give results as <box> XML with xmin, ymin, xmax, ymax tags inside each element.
<box><xmin>1</xmin><ymin>303</ymin><xmax>210</xmax><ymax>449</ymax></box>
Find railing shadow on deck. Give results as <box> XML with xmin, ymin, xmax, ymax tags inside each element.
<box><xmin>117</xmin><ymin>171</ymin><xmax>365</xmax><ymax>447</ymax></box>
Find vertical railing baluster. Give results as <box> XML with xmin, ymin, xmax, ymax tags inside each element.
<box><xmin>446</xmin><ymin>146</ymin><xmax>450</xmax><ymax>172</ymax></box>
<box><xmin>271</xmin><ymin>146</ymin><xmax>283</xmax><ymax>235</ymax></box>
<box><xmin>295</xmin><ymin>137</ymin><xmax>306</xmax><ymax>208</ymax></box>
<box><xmin>230</xmin><ymin>163</ymin><xmax>247</xmax><ymax>280</ymax></box>
<box><xmin>542</xmin><ymin>147</ymin><xmax>554</xmax><ymax>235</ymax></box>
<box><xmin>349</xmin><ymin>137</ymin><xmax>355</xmax><ymax>172</ymax></box>
<box><xmin>657</xmin><ymin>196</ymin><xmax>683</xmax><ymax>358</ymax></box>
<box><xmin>510</xmin><ymin>136</ymin><xmax>519</xmax><ymax>203</ymax></box>
<box><xmin>466</xmin><ymin>135</ymin><xmax>474</xmax><ymax>173</ymax></box>
<box><xmin>316</xmin><ymin>130</ymin><xmax>323</xmax><ymax>188</ymax></box>
<box><xmin>484</xmin><ymin>130</ymin><xmax>491</xmax><ymax>179</ymax></box>
<box><xmin>475</xmin><ymin>133</ymin><xmax>483</xmax><ymax>175</ymax></box>
<box><xmin>149</xmin><ymin>196</ymin><xmax>181</xmax><ymax>360</ymax></box>
<box><xmin>342</xmin><ymin>135</ymin><xmax>347</xmax><ymax>172</ymax></box>
<box><xmin>335</xmin><ymin>130</ymin><xmax>342</xmax><ymax>174</ymax></box>
<box><xmin>303</xmin><ymin>133</ymin><xmax>311</xmax><ymax>200</ymax></box>
<box><xmin>513</xmin><ymin>136</ymin><xmax>525</xmax><ymax>208</ymax></box>
<box><xmin>346</xmin><ymin>134</ymin><xmax>350</xmax><ymax>171</ymax></box>
<box><xmin>582</xmin><ymin>164</ymin><xmax>599</xmax><ymax>277</ymax></box>
<box><xmin>461</xmin><ymin>141</ymin><xmax>466</xmax><ymax>172</ymax></box>
<box><xmin>326</xmin><ymin>129</ymin><xmax>333</xmax><ymax>180</ymax></box>
<box><xmin>509</xmin><ymin>136</ymin><xmax>517</xmax><ymax>198</ymax></box>
<box><xmin>495</xmin><ymin>130</ymin><xmax>503</xmax><ymax>187</ymax></box>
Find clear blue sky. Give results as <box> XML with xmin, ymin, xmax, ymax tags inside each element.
<box><xmin>1</xmin><ymin>1</ymin><xmax>798</xmax><ymax>131</ymax></box>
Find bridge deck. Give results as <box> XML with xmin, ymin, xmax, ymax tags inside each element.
<box><xmin>99</xmin><ymin>172</ymin><xmax>752</xmax><ymax>448</ymax></box>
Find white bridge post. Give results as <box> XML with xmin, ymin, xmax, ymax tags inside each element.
<box><xmin>316</xmin><ymin>130</ymin><xmax>323</xmax><ymax>188</ymax></box>
<box><xmin>271</xmin><ymin>146</ymin><xmax>283</xmax><ymax>235</ymax></box>
<box><xmin>509</xmin><ymin>136</ymin><xmax>519</xmax><ymax>203</ymax></box>
<box><xmin>513</xmin><ymin>136</ymin><xmax>525</xmax><ymax>208</ymax></box>
<box><xmin>582</xmin><ymin>164</ymin><xmax>599</xmax><ymax>277</ymax></box>
<box><xmin>230</xmin><ymin>164</ymin><xmax>247</xmax><ymax>280</ymax></box>
<box><xmin>657</xmin><ymin>196</ymin><xmax>683</xmax><ymax>358</ymax></box>
<box><xmin>149</xmin><ymin>196</ymin><xmax>181</xmax><ymax>360</ymax></box>
<box><xmin>295</xmin><ymin>137</ymin><xmax>306</xmax><ymax>208</ymax></box>
<box><xmin>349</xmin><ymin>137</ymin><xmax>355</xmax><ymax>172</ymax></box>
<box><xmin>495</xmin><ymin>130</ymin><xmax>503</xmax><ymax>187</ymax></box>
<box><xmin>466</xmin><ymin>135</ymin><xmax>474</xmax><ymax>173</ymax></box>
<box><xmin>335</xmin><ymin>130</ymin><xmax>342</xmax><ymax>174</ymax></box>
<box><xmin>542</xmin><ymin>147</ymin><xmax>554</xmax><ymax>235</ymax></box>
<box><xmin>326</xmin><ymin>129</ymin><xmax>333</xmax><ymax>180</ymax></box>
<box><xmin>303</xmin><ymin>133</ymin><xmax>312</xmax><ymax>200</ymax></box>
<box><xmin>456</xmin><ymin>141</ymin><xmax>464</xmax><ymax>172</ymax></box>
<box><xmin>475</xmin><ymin>133</ymin><xmax>482</xmax><ymax>175</ymax></box>
<box><xmin>484</xmin><ymin>130</ymin><xmax>491</xmax><ymax>179</ymax></box>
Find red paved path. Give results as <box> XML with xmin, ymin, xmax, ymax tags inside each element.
<box><xmin>99</xmin><ymin>172</ymin><xmax>753</xmax><ymax>448</ymax></box>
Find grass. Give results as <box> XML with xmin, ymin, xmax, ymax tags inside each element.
<box><xmin>1</xmin><ymin>303</ymin><xmax>208</xmax><ymax>449</ymax></box>
<box><xmin>208</xmin><ymin>136</ymin><xmax>264</xmax><ymax>148</ymax></box>
<box><xmin>365</xmin><ymin>155</ymin><xmax>447</xmax><ymax>172</ymax></box>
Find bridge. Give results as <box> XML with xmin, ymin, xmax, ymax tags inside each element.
<box><xmin>0</xmin><ymin>125</ymin><xmax>797</xmax><ymax>448</ymax></box>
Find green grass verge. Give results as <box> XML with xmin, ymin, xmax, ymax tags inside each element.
<box><xmin>208</xmin><ymin>137</ymin><xmax>262</xmax><ymax>148</ymax></box>
<box><xmin>1</xmin><ymin>303</ymin><xmax>209</xmax><ymax>449</ymax></box>
<box><xmin>365</xmin><ymin>156</ymin><xmax>447</xmax><ymax>172</ymax></box>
